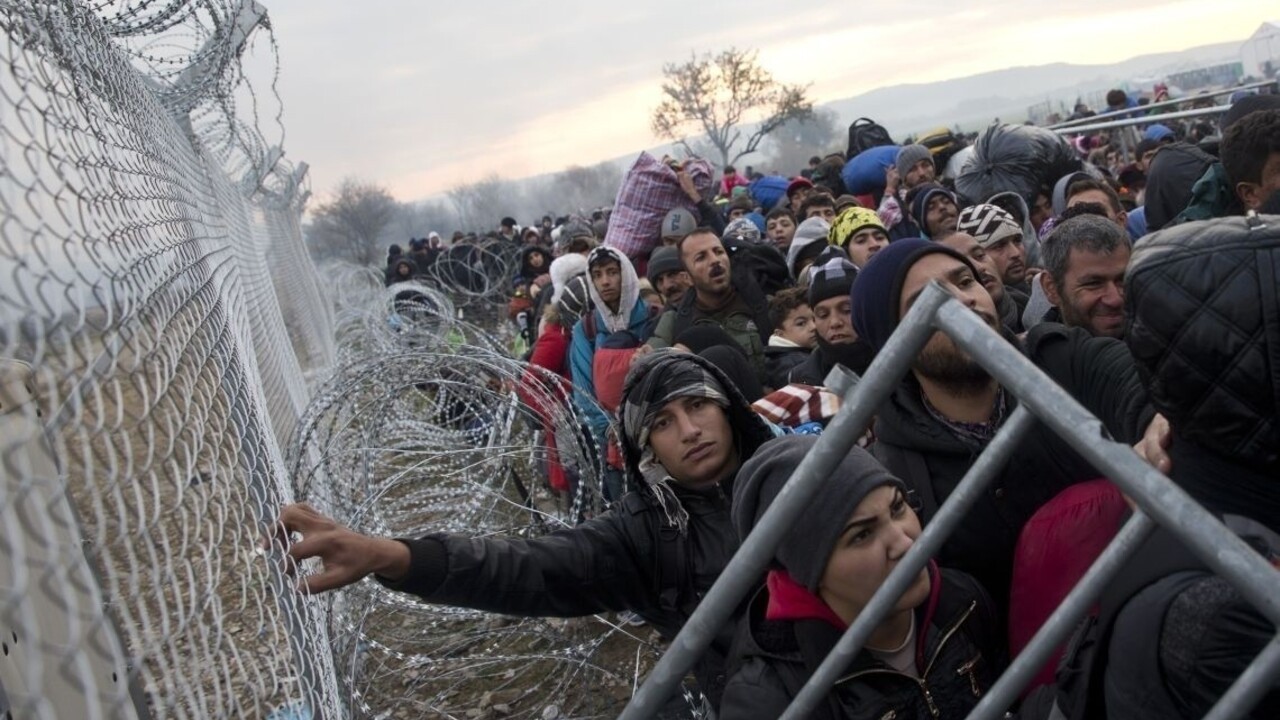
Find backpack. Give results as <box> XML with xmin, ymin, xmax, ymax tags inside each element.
<box><xmin>722</xmin><ymin>239</ymin><xmax>792</xmax><ymax>297</ymax></box>
<box><xmin>846</xmin><ymin>117</ymin><xmax>895</xmax><ymax>159</ymax></box>
<box><xmin>582</xmin><ymin>306</ymin><xmax>661</xmax><ymax>414</ymax></box>
<box><xmin>918</xmin><ymin>127</ymin><xmax>968</xmax><ymax>175</ymax></box>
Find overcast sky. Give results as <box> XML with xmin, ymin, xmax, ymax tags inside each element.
<box><xmin>265</xmin><ymin>1</ymin><xmax>1268</xmax><ymax>203</ymax></box>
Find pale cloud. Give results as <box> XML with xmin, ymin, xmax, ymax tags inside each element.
<box><xmin>266</xmin><ymin>1</ymin><xmax>1271</xmax><ymax>202</ymax></box>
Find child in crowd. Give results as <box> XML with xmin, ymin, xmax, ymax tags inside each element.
<box><xmin>764</xmin><ymin>287</ymin><xmax>816</xmax><ymax>390</ymax></box>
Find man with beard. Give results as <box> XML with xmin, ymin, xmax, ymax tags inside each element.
<box><xmin>789</xmin><ymin>256</ymin><xmax>876</xmax><ymax>385</ymax></box>
<box><xmin>957</xmin><ymin>203</ymin><xmax>1031</xmax><ymax>316</ymax></box>
<box><xmin>936</xmin><ymin>231</ymin><xmax>1021</xmax><ymax>334</ymax></box>
<box><xmin>646</xmin><ymin>246</ymin><xmax>692</xmax><ymax>307</ymax></box>
<box><xmin>906</xmin><ymin>183</ymin><xmax>960</xmax><ymax>240</ymax></box>
<box><xmin>850</xmin><ymin>239</ymin><xmax>1154</xmax><ymax>604</ymax></box>
<box><xmin>1038</xmin><ymin>214</ymin><xmax>1130</xmax><ymax>338</ymax></box>
<box><xmin>648</xmin><ymin>229</ymin><xmax>774</xmax><ymax>385</ymax></box>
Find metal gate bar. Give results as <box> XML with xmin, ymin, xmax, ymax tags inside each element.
<box><xmin>780</xmin><ymin>405</ymin><xmax>1038</xmax><ymax>720</ymax></box>
<box><xmin>619</xmin><ymin>282</ymin><xmax>1280</xmax><ymax>719</ymax></box>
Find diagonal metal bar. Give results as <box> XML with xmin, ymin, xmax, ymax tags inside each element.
<box><xmin>934</xmin><ymin>300</ymin><xmax>1280</xmax><ymax>627</ymax></box>
<box><xmin>1202</xmin><ymin>635</ymin><xmax>1280</xmax><ymax>720</ymax></box>
<box><xmin>781</xmin><ymin>404</ymin><xmax>1037</xmax><ymax>720</ymax></box>
<box><xmin>616</xmin><ymin>283</ymin><xmax>953</xmax><ymax>719</ymax></box>
<box><xmin>965</xmin><ymin>510</ymin><xmax>1157</xmax><ymax>720</ymax></box>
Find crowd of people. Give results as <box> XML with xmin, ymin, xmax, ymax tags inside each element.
<box><xmin>279</xmin><ymin>87</ymin><xmax>1280</xmax><ymax>719</ymax></box>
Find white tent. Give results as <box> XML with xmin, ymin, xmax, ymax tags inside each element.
<box><xmin>1241</xmin><ymin>21</ymin><xmax>1280</xmax><ymax>78</ymax></box>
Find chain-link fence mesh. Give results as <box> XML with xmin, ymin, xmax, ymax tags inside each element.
<box><xmin>1</xmin><ymin>1</ymin><xmax>339</xmax><ymax>717</ymax></box>
<box><xmin>1</xmin><ymin>3</ymin><xmax>685</xmax><ymax>718</ymax></box>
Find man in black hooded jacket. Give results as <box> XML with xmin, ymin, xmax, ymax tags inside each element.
<box><xmin>268</xmin><ymin>351</ymin><xmax>775</xmax><ymax>709</ymax></box>
<box><xmin>1065</xmin><ymin>214</ymin><xmax>1280</xmax><ymax>720</ymax></box>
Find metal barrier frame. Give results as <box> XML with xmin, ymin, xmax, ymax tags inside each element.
<box><xmin>620</xmin><ymin>282</ymin><xmax>1280</xmax><ymax>719</ymax></box>
<box><xmin>1047</xmin><ymin>79</ymin><xmax>1278</xmax><ymax>130</ymax></box>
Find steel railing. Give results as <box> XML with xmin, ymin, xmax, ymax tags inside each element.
<box><xmin>1047</xmin><ymin>79</ymin><xmax>1278</xmax><ymax>130</ymax></box>
<box><xmin>619</xmin><ymin>281</ymin><xmax>1280</xmax><ymax>720</ymax></box>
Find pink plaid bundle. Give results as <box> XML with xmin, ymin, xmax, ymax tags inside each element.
<box><xmin>604</xmin><ymin>153</ymin><xmax>714</xmax><ymax>262</ymax></box>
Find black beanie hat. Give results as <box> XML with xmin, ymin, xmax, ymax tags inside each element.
<box><xmin>850</xmin><ymin>238</ymin><xmax>976</xmax><ymax>352</ymax></box>
<box><xmin>732</xmin><ymin>435</ymin><xmax>905</xmax><ymax>592</ymax></box>
<box><xmin>646</xmin><ymin>246</ymin><xmax>684</xmax><ymax>286</ymax></box>
<box><xmin>1220</xmin><ymin>94</ymin><xmax>1280</xmax><ymax>134</ymax></box>
<box><xmin>807</xmin><ymin>256</ymin><xmax>859</xmax><ymax>307</ymax></box>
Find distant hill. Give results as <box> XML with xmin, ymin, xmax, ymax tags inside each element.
<box><xmin>822</xmin><ymin>40</ymin><xmax>1243</xmax><ymax>137</ymax></box>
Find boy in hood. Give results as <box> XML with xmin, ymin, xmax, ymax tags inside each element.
<box><xmin>786</xmin><ymin>217</ymin><xmax>832</xmax><ymax>284</ymax></box>
<box><xmin>570</xmin><ymin>247</ymin><xmax>659</xmax><ymax>496</ymax></box>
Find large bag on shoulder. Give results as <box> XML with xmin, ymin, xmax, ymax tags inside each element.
<box><xmin>605</xmin><ymin>153</ymin><xmax>713</xmax><ymax>264</ymax></box>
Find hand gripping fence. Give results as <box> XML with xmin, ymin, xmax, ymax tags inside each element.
<box><xmin>620</xmin><ymin>282</ymin><xmax>1280</xmax><ymax>720</ymax></box>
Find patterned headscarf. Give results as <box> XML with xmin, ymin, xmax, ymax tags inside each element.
<box><xmin>621</xmin><ymin>350</ymin><xmax>731</xmax><ymax>533</ymax></box>
<box><xmin>828</xmin><ymin>206</ymin><xmax>886</xmax><ymax>248</ymax></box>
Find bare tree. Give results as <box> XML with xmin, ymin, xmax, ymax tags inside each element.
<box><xmin>760</xmin><ymin>109</ymin><xmax>842</xmax><ymax>177</ymax></box>
<box><xmin>394</xmin><ymin>199</ymin><xmax>460</xmax><ymax>241</ymax></box>
<box><xmin>447</xmin><ymin>173</ymin><xmax>517</xmax><ymax>233</ymax></box>
<box><xmin>305</xmin><ymin>178</ymin><xmax>399</xmax><ymax>266</ymax></box>
<box><xmin>651</xmin><ymin>48</ymin><xmax>813</xmax><ymax>170</ymax></box>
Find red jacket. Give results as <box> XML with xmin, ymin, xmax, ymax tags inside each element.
<box><xmin>521</xmin><ymin>324</ymin><xmax>573</xmax><ymax>492</ymax></box>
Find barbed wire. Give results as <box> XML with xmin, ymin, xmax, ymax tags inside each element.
<box><xmin>289</xmin><ymin>271</ymin><xmax>700</xmax><ymax>718</ymax></box>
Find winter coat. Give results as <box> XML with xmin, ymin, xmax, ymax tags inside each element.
<box><xmin>649</xmin><ymin>276</ymin><xmax>774</xmax><ymax>386</ymax></box>
<box><xmin>522</xmin><ymin>324</ymin><xmax>574</xmax><ymax>492</ymax></box>
<box><xmin>763</xmin><ymin>343</ymin><xmax>810</xmax><ymax>390</ymax></box>
<box><xmin>380</xmin><ymin>353</ymin><xmax>777</xmax><ymax>709</ymax></box>
<box><xmin>569</xmin><ymin>248</ymin><xmax>653</xmax><ymax>441</ymax></box>
<box><xmin>872</xmin><ymin>324</ymin><xmax>1153</xmax><ymax>604</ymax></box>
<box><xmin>721</xmin><ymin>564</ymin><xmax>1005</xmax><ymax>720</ymax></box>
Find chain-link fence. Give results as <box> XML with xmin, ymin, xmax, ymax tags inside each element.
<box><xmin>1</xmin><ymin>1</ymin><xmax>339</xmax><ymax>717</ymax></box>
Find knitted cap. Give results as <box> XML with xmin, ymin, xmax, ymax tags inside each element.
<box><xmin>956</xmin><ymin>204</ymin><xmax>1023</xmax><ymax>249</ymax></box>
<box><xmin>850</xmin><ymin>238</ymin><xmax>976</xmax><ymax>352</ymax></box>
<box><xmin>556</xmin><ymin>274</ymin><xmax>593</xmax><ymax>327</ymax></box>
<box><xmin>732</xmin><ymin>435</ymin><xmax>905</xmax><ymax>592</ymax></box>
<box><xmin>806</xmin><ymin>255</ymin><xmax>859</xmax><ymax>307</ymax></box>
<box><xmin>646</xmin><ymin>246</ymin><xmax>684</xmax><ymax>285</ymax></box>
<box><xmin>723</xmin><ymin>216</ymin><xmax>763</xmax><ymax>245</ymax></box>
<box><xmin>661</xmin><ymin>207</ymin><xmax>698</xmax><ymax>241</ymax></box>
<box><xmin>895</xmin><ymin>144</ymin><xmax>933</xmax><ymax>179</ymax></box>
<box><xmin>829</xmin><ymin>206</ymin><xmax>886</xmax><ymax>249</ymax></box>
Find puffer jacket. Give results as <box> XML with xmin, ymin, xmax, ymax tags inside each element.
<box><xmin>1125</xmin><ymin>213</ymin><xmax>1280</xmax><ymax>476</ymax></box>
<box><xmin>380</xmin><ymin>353</ymin><xmax>776</xmax><ymax>708</ymax></box>
<box><xmin>721</xmin><ymin>564</ymin><xmax>1005</xmax><ymax>720</ymax></box>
